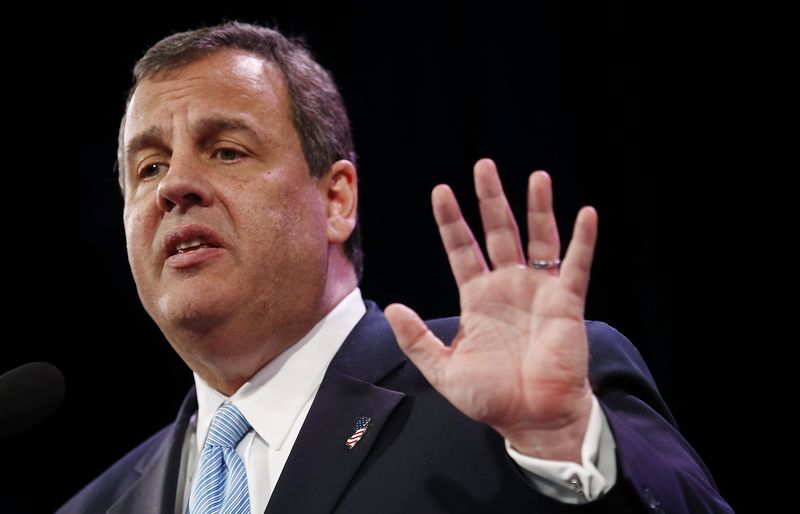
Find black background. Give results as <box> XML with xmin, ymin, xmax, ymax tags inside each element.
<box><xmin>1</xmin><ymin>1</ymin><xmax>787</xmax><ymax>512</ymax></box>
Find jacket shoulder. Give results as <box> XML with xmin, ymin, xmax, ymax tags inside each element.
<box><xmin>55</xmin><ymin>424</ymin><xmax>173</xmax><ymax>513</ymax></box>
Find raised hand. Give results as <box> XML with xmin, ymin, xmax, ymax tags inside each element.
<box><xmin>385</xmin><ymin>158</ymin><xmax>598</xmax><ymax>463</ymax></box>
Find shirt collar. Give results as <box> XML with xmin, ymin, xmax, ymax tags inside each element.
<box><xmin>193</xmin><ymin>287</ymin><xmax>366</xmax><ymax>453</ymax></box>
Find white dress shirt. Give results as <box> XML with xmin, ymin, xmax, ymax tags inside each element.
<box><xmin>176</xmin><ymin>288</ymin><xmax>616</xmax><ymax>513</ymax></box>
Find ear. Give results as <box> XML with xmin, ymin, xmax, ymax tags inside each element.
<box><xmin>319</xmin><ymin>160</ymin><xmax>358</xmax><ymax>244</ymax></box>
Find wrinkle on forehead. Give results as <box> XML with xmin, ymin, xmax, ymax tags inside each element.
<box><xmin>146</xmin><ymin>50</ymin><xmax>276</xmax><ymax>88</ymax></box>
<box><xmin>156</xmin><ymin>52</ymin><xmax>278</xmax><ymax>97</ymax></box>
<box><xmin>123</xmin><ymin>50</ymin><xmax>288</xmax><ymax>151</ymax></box>
<box><xmin>129</xmin><ymin>54</ymin><xmax>278</xmax><ymax>113</ymax></box>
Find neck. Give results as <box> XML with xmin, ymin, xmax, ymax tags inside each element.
<box><xmin>170</xmin><ymin>264</ymin><xmax>358</xmax><ymax>396</ymax></box>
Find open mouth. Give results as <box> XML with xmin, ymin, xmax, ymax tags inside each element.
<box><xmin>175</xmin><ymin>237</ymin><xmax>219</xmax><ymax>254</ymax></box>
<box><xmin>164</xmin><ymin>226</ymin><xmax>225</xmax><ymax>265</ymax></box>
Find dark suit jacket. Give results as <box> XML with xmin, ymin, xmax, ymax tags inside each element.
<box><xmin>57</xmin><ymin>302</ymin><xmax>733</xmax><ymax>513</ymax></box>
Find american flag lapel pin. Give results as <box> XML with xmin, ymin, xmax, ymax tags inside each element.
<box><xmin>345</xmin><ymin>416</ymin><xmax>372</xmax><ymax>449</ymax></box>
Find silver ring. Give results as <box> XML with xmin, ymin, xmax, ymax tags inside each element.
<box><xmin>529</xmin><ymin>258</ymin><xmax>561</xmax><ymax>270</ymax></box>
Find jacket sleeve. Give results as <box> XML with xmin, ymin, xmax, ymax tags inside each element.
<box><xmin>586</xmin><ymin>321</ymin><xmax>734</xmax><ymax>513</ymax></box>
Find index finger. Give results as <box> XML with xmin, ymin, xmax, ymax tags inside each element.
<box><xmin>432</xmin><ymin>184</ymin><xmax>489</xmax><ymax>287</ymax></box>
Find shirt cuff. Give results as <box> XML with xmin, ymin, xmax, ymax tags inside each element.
<box><xmin>505</xmin><ymin>395</ymin><xmax>617</xmax><ymax>504</ymax></box>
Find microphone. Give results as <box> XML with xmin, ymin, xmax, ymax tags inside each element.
<box><xmin>0</xmin><ymin>362</ymin><xmax>65</xmax><ymax>437</ymax></box>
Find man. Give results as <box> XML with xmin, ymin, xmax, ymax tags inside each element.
<box><xmin>58</xmin><ymin>22</ymin><xmax>732</xmax><ymax>513</ymax></box>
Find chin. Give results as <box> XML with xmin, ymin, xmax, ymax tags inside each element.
<box><xmin>154</xmin><ymin>292</ymin><xmax>233</xmax><ymax>334</ymax></box>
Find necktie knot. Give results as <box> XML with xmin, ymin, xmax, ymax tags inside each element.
<box><xmin>206</xmin><ymin>403</ymin><xmax>251</xmax><ymax>449</ymax></box>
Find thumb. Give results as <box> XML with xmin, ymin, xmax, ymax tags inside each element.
<box><xmin>385</xmin><ymin>303</ymin><xmax>450</xmax><ymax>389</ymax></box>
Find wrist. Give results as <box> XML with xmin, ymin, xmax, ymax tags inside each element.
<box><xmin>502</xmin><ymin>394</ymin><xmax>593</xmax><ymax>464</ymax></box>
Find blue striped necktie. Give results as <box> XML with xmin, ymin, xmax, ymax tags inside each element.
<box><xmin>188</xmin><ymin>403</ymin><xmax>252</xmax><ymax>514</ymax></box>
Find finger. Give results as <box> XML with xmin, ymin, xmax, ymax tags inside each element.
<box><xmin>385</xmin><ymin>303</ymin><xmax>450</xmax><ymax>390</ymax></box>
<box><xmin>560</xmin><ymin>207</ymin><xmax>598</xmax><ymax>300</ymax></box>
<box><xmin>432</xmin><ymin>184</ymin><xmax>489</xmax><ymax>287</ymax></box>
<box><xmin>474</xmin><ymin>159</ymin><xmax>526</xmax><ymax>268</ymax></box>
<box><xmin>526</xmin><ymin>171</ymin><xmax>561</xmax><ymax>275</ymax></box>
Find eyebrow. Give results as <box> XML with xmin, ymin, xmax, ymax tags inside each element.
<box><xmin>195</xmin><ymin>116</ymin><xmax>258</xmax><ymax>138</ymax></box>
<box><xmin>124</xmin><ymin>116</ymin><xmax>261</xmax><ymax>160</ymax></box>
<box><xmin>124</xmin><ymin>126</ymin><xmax>166</xmax><ymax>161</ymax></box>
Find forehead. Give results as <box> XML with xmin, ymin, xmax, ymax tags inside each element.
<box><xmin>123</xmin><ymin>49</ymin><xmax>290</xmax><ymax>143</ymax></box>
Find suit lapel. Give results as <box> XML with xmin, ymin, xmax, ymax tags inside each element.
<box><xmin>108</xmin><ymin>389</ymin><xmax>198</xmax><ymax>514</ymax></box>
<box><xmin>265</xmin><ymin>302</ymin><xmax>409</xmax><ymax>514</ymax></box>
<box><xmin>106</xmin><ymin>302</ymin><xmax>410</xmax><ymax>514</ymax></box>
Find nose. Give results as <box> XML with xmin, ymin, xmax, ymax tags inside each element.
<box><xmin>156</xmin><ymin>156</ymin><xmax>213</xmax><ymax>213</ymax></box>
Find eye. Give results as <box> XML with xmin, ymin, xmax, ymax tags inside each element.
<box><xmin>215</xmin><ymin>147</ymin><xmax>244</xmax><ymax>161</ymax></box>
<box><xmin>138</xmin><ymin>162</ymin><xmax>168</xmax><ymax>180</ymax></box>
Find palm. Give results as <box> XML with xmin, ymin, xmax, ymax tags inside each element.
<box><xmin>445</xmin><ymin>267</ymin><xmax>588</xmax><ymax>428</ymax></box>
<box><xmin>386</xmin><ymin>159</ymin><xmax>597</xmax><ymax>457</ymax></box>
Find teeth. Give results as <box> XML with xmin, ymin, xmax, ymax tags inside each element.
<box><xmin>176</xmin><ymin>237</ymin><xmax>209</xmax><ymax>253</ymax></box>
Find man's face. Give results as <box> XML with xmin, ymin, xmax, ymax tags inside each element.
<box><xmin>122</xmin><ymin>50</ymin><xmax>331</xmax><ymax>360</ymax></box>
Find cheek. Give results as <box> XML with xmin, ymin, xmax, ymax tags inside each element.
<box><xmin>282</xmin><ymin>188</ymin><xmax>328</xmax><ymax>246</ymax></box>
<box><xmin>123</xmin><ymin>208</ymin><xmax>158</xmax><ymax>268</ymax></box>
<box><xmin>241</xmin><ymin>186</ymin><xmax>327</xmax><ymax>264</ymax></box>
<box><xmin>245</xmin><ymin>176</ymin><xmax>322</xmax><ymax>228</ymax></box>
